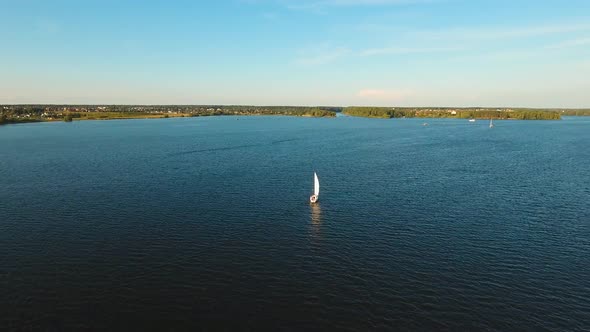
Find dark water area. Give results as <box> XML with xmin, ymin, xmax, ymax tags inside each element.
<box><xmin>1</xmin><ymin>116</ymin><xmax>589</xmax><ymax>331</ymax></box>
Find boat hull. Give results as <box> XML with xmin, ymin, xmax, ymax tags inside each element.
<box><xmin>310</xmin><ymin>195</ymin><xmax>318</xmax><ymax>203</ymax></box>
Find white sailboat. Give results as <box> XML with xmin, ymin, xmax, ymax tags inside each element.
<box><xmin>310</xmin><ymin>172</ymin><xmax>320</xmax><ymax>203</ymax></box>
<box><xmin>489</xmin><ymin>118</ymin><xmax>494</xmax><ymax>128</ymax></box>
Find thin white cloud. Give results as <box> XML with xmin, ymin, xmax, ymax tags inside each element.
<box><xmin>294</xmin><ymin>45</ymin><xmax>460</xmax><ymax>64</ymax></box>
<box><xmin>282</xmin><ymin>0</ymin><xmax>434</xmax><ymax>11</ymax></box>
<box><xmin>411</xmin><ymin>22</ymin><xmax>590</xmax><ymax>41</ymax></box>
<box><xmin>546</xmin><ymin>37</ymin><xmax>590</xmax><ymax>49</ymax></box>
<box><xmin>352</xmin><ymin>21</ymin><xmax>590</xmax><ymax>60</ymax></box>
<box><xmin>295</xmin><ymin>47</ymin><xmax>351</xmax><ymax>65</ymax></box>
<box><xmin>360</xmin><ymin>46</ymin><xmax>462</xmax><ymax>56</ymax></box>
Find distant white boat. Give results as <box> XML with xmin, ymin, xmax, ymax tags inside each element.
<box><xmin>489</xmin><ymin>118</ymin><xmax>494</xmax><ymax>128</ymax></box>
<box><xmin>469</xmin><ymin>119</ymin><xmax>476</xmax><ymax>122</ymax></box>
<box><xmin>310</xmin><ymin>172</ymin><xmax>320</xmax><ymax>203</ymax></box>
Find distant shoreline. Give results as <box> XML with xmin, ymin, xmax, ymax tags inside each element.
<box><xmin>0</xmin><ymin>105</ymin><xmax>337</xmax><ymax>125</ymax></box>
<box><xmin>340</xmin><ymin>107</ymin><xmax>590</xmax><ymax>120</ymax></box>
<box><xmin>2</xmin><ymin>105</ymin><xmax>589</xmax><ymax>125</ymax></box>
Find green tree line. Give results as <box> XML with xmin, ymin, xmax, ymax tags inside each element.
<box><xmin>342</xmin><ymin>107</ymin><xmax>562</xmax><ymax>120</ymax></box>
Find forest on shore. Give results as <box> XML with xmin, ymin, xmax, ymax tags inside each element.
<box><xmin>2</xmin><ymin>105</ymin><xmax>589</xmax><ymax>125</ymax></box>
<box><xmin>341</xmin><ymin>107</ymin><xmax>589</xmax><ymax>120</ymax></box>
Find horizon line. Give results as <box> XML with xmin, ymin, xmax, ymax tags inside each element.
<box><xmin>1</xmin><ymin>103</ymin><xmax>589</xmax><ymax>110</ymax></box>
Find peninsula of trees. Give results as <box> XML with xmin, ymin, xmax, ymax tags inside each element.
<box><xmin>1</xmin><ymin>104</ymin><xmax>589</xmax><ymax>125</ymax></box>
<box><xmin>341</xmin><ymin>107</ymin><xmax>587</xmax><ymax>120</ymax></box>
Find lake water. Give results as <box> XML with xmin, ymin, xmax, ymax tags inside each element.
<box><xmin>1</xmin><ymin>116</ymin><xmax>589</xmax><ymax>331</ymax></box>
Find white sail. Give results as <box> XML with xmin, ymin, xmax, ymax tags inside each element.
<box><xmin>314</xmin><ymin>172</ymin><xmax>320</xmax><ymax>196</ymax></box>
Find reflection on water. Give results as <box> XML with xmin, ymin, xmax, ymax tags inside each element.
<box><xmin>310</xmin><ymin>203</ymin><xmax>321</xmax><ymax>225</ymax></box>
<box><xmin>310</xmin><ymin>203</ymin><xmax>322</xmax><ymax>242</ymax></box>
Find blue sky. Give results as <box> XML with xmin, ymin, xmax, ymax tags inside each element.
<box><xmin>1</xmin><ymin>0</ymin><xmax>589</xmax><ymax>107</ymax></box>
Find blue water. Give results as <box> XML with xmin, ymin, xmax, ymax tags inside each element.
<box><xmin>1</xmin><ymin>116</ymin><xmax>589</xmax><ymax>330</ymax></box>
